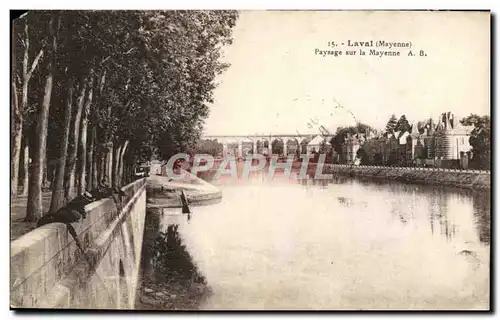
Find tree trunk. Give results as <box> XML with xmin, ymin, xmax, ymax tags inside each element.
<box><xmin>17</xmin><ymin>80</ymin><xmax>30</xmax><ymax>196</ymax></box>
<box><xmin>26</xmin><ymin>65</ymin><xmax>53</xmax><ymax>221</ymax></box>
<box><xmin>123</xmin><ymin>161</ymin><xmax>128</xmax><ymax>185</ymax></box>
<box><xmin>127</xmin><ymin>163</ymin><xmax>132</xmax><ymax>183</ymax></box>
<box><xmin>87</xmin><ymin>126</ymin><xmax>95</xmax><ymax>190</ymax></box>
<box><xmin>50</xmin><ymin>166</ymin><xmax>56</xmax><ymax>190</ymax></box>
<box><xmin>98</xmin><ymin>149</ymin><xmax>105</xmax><ymax>186</ymax></box>
<box><xmin>42</xmin><ymin>155</ymin><xmax>48</xmax><ymax>190</ymax></box>
<box><xmin>78</xmin><ymin>128</ymin><xmax>87</xmax><ymax>194</ymax></box>
<box><xmin>66</xmin><ymin>79</ymin><xmax>87</xmax><ymax>199</ymax></box>
<box><xmin>118</xmin><ymin>140</ymin><xmax>129</xmax><ymax>186</ymax></box>
<box><xmin>11</xmin><ymin>78</ymin><xmax>22</xmax><ymax>198</ymax></box>
<box><xmin>113</xmin><ymin>145</ymin><xmax>122</xmax><ymax>188</ymax></box>
<box><xmin>49</xmin><ymin>79</ymin><xmax>73</xmax><ymax>212</ymax></box>
<box><xmin>26</xmin><ymin>16</ymin><xmax>56</xmax><ymax>221</ymax></box>
<box><xmin>21</xmin><ymin>138</ymin><xmax>29</xmax><ymax>196</ymax></box>
<box><xmin>98</xmin><ymin>149</ymin><xmax>104</xmax><ymax>185</ymax></box>
<box><xmin>12</xmin><ymin>22</ymin><xmax>43</xmax><ymax>199</ymax></box>
<box><xmin>105</xmin><ymin>142</ymin><xmax>113</xmax><ymax>186</ymax></box>
<box><xmin>78</xmin><ymin>87</ymin><xmax>93</xmax><ymax>194</ymax></box>
<box><xmin>91</xmin><ymin>128</ymin><xmax>98</xmax><ymax>189</ymax></box>
<box><xmin>123</xmin><ymin>161</ymin><xmax>128</xmax><ymax>184</ymax></box>
<box><xmin>45</xmin><ymin>164</ymin><xmax>56</xmax><ymax>190</ymax></box>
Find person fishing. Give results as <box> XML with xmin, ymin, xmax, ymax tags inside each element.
<box><xmin>89</xmin><ymin>178</ymin><xmax>127</xmax><ymax>211</ymax></box>
<box><xmin>179</xmin><ymin>190</ymin><xmax>192</xmax><ymax>220</ymax></box>
<box><xmin>37</xmin><ymin>178</ymin><xmax>126</xmax><ymax>229</ymax></box>
<box><xmin>36</xmin><ymin>192</ymin><xmax>96</xmax><ymax>227</ymax></box>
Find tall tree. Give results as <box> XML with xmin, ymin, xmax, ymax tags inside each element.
<box><xmin>329</xmin><ymin>122</ymin><xmax>374</xmax><ymax>157</ymax></box>
<box><xmin>356</xmin><ymin>148</ymin><xmax>369</xmax><ymax>165</ymax></box>
<box><xmin>11</xmin><ymin>19</ymin><xmax>44</xmax><ymax>198</ymax></box>
<box><xmin>78</xmin><ymin>81</ymin><xmax>94</xmax><ymax>194</ymax></box>
<box><xmin>395</xmin><ymin>114</ymin><xmax>411</xmax><ymax>133</ymax></box>
<box><xmin>26</xmin><ymin>14</ymin><xmax>57</xmax><ymax>221</ymax></box>
<box><xmin>14</xmin><ymin>10</ymin><xmax>239</xmax><ymax>220</ymax></box>
<box><xmin>385</xmin><ymin>114</ymin><xmax>398</xmax><ymax>135</ymax></box>
<box><xmin>66</xmin><ymin>78</ymin><xmax>87</xmax><ymax>199</ymax></box>
<box><xmin>460</xmin><ymin>114</ymin><xmax>491</xmax><ymax>170</ymax></box>
<box><xmin>21</xmin><ymin>138</ymin><xmax>30</xmax><ymax>196</ymax></box>
<box><xmin>49</xmin><ymin>78</ymin><xmax>73</xmax><ymax>212</ymax></box>
<box><xmin>193</xmin><ymin>139</ymin><xmax>223</xmax><ymax>157</ymax></box>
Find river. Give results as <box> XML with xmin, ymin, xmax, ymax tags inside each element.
<box><xmin>137</xmin><ymin>172</ymin><xmax>490</xmax><ymax>310</ymax></box>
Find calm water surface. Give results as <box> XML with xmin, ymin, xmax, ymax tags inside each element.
<box><xmin>140</xmin><ymin>172</ymin><xmax>490</xmax><ymax>310</ymax></box>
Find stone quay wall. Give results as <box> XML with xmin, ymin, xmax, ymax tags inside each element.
<box><xmin>323</xmin><ymin>164</ymin><xmax>490</xmax><ymax>190</ymax></box>
<box><xmin>11</xmin><ymin>178</ymin><xmax>147</xmax><ymax>309</ymax></box>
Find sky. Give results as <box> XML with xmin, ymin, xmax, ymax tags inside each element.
<box><xmin>203</xmin><ymin>11</ymin><xmax>490</xmax><ymax>136</ymax></box>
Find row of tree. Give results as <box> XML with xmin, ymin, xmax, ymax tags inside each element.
<box><xmin>11</xmin><ymin>10</ymin><xmax>238</xmax><ymax>221</ymax></box>
<box><xmin>192</xmin><ymin>139</ymin><xmax>224</xmax><ymax>157</ymax></box>
<box><xmin>384</xmin><ymin>114</ymin><xmax>411</xmax><ymax>135</ymax></box>
<box><xmin>329</xmin><ymin>122</ymin><xmax>375</xmax><ymax>161</ymax></box>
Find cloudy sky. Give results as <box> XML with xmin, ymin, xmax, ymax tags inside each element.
<box><xmin>203</xmin><ymin>11</ymin><xmax>490</xmax><ymax>136</ymax></box>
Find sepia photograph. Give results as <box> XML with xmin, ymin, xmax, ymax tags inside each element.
<box><xmin>9</xmin><ymin>9</ymin><xmax>491</xmax><ymax>311</ymax></box>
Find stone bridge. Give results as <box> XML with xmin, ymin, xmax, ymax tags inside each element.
<box><xmin>202</xmin><ymin>134</ymin><xmax>334</xmax><ymax>157</ymax></box>
<box><xmin>10</xmin><ymin>178</ymin><xmax>147</xmax><ymax>309</ymax></box>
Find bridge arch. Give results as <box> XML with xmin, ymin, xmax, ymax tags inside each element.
<box><xmin>270</xmin><ymin>137</ymin><xmax>285</xmax><ymax>156</ymax></box>
<box><xmin>240</xmin><ymin>138</ymin><xmax>255</xmax><ymax>156</ymax></box>
<box><xmin>284</xmin><ymin>137</ymin><xmax>301</xmax><ymax>156</ymax></box>
<box><xmin>202</xmin><ymin>134</ymin><xmax>333</xmax><ymax>157</ymax></box>
<box><xmin>300</xmin><ymin>137</ymin><xmax>313</xmax><ymax>155</ymax></box>
<box><xmin>255</xmin><ymin>138</ymin><xmax>271</xmax><ymax>155</ymax></box>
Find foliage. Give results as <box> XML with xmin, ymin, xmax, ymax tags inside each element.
<box><xmin>329</xmin><ymin>122</ymin><xmax>375</xmax><ymax>156</ymax></box>
<box><xmin>385</xmin><ymin>114</ymin><xmax>398</xmax><ymax>134</ymax></box>
<box><xmin>15</xmin><ymin>10</ymin><xmax>238</xmax><ymax>162</ymax></box>
<box><xmin>460</xmin><ymin>114</ymin><xmax>491</xmax><ymax>169</ymax></box>
<box><xmin>28</xmin><ymin>13</ymin><xmax>233</xmax><ymax>153</ymax></box>
<box><xmin>193</xmin><ymin>139</ymin><xmax>223</xmax><ymax>157</ymax></box>
<box><xmin>356</xmin><ymin>148</ymin><xmax>369</xmax><ymax>165</ymax></box>
<box><xmin>271</xmin><ymin>139</ymin><xmax>284</xmax><ymax>155</ymax></box>
<box><xmin>12</xmin><ymin>10</ymin><xmax>239</xmax><ymax>217</ymax></box>
<box><xmin>318</xmin><ymin>140</ymin><xmax>332</xmax><ymax>163</ymax></box>
<box><xmin>395</xmin><ymin>114</ymin><xmax>411</xmax><ymax>133</ymax></box>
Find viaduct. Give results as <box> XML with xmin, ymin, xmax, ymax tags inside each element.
<box><xmin>202</xmin><ymin>134</ymin><xmax>334</xmax><ymax>157</ymax></box>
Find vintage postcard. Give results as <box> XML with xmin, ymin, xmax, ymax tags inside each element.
<box><xmin>10</xmin><ymin>10</ymin><xmax>490</xmax><ymax>311</ymax></box>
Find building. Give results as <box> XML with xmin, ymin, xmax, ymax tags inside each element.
<box><xmin>150</xmin><ymin>160</ymin><xmax>164</xmax><ymax>175</ymax></box>
<box><xmin>434</xmin><ymin>112</ymin><xmax>472</xmax><ymax>160</ymax></box>
<box><xmin>344</xmin><ymin>112</ymin><xmax>473</xmax><ymax>168</ymax></box>
<box><xmin>307</xmin><ymin>135</ymin><xmax>331</xmax><ymax>154</ymax></box>
<box><xmin>412</xmin><ymin>112</ymin><xmax>473</xmax><ymax>167</ymax></box>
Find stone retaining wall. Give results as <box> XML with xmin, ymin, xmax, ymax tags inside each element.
<box><xmin>146</xmin><ymin>170</ymin><xmax>222</xmax><ymax>208</ymax></box>
<box><xmin>10</xmin><ymin>178</ymin><xmax>147</xmax><ymax>309</ymax></box>
<box><xmin>324</xmin><ymin>165</ymin><xmax>490</xmax><ymax>190</ymax></box>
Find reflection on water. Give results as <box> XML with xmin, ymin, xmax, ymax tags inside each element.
<box><xmin>473</xmin><ymin>192</ymin><xmax>491</xmax><ymax>245</ymax></box>
<box><xmin>140</xmin><ymin>172</ymin><xmax>490</xmax><ymax>310</ymax></box>
<box><xmin>136</xmin><ymin>209</ymin><xmax>210</xmax><ymax>310</ymax></box>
